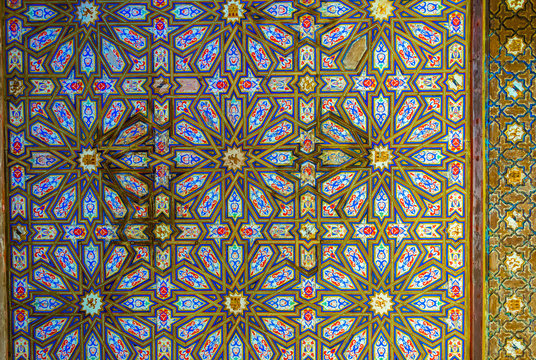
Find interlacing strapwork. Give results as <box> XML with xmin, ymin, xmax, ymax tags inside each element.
<box><xmin>5</xmin><ymin>0</ymin><xmax>470</xmax><ymax>358</ymax></box>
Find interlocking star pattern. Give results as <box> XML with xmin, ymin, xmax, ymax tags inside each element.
<box><xmin>5</xmin><ymin>0</ymin><xmax>470</xmax><ymax>359</ymax></box>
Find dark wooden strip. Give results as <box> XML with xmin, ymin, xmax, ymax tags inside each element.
<box><xmin>471</xmin><ymin>0</ymin><xmax>484</xmax><ymax>358</ymax></box>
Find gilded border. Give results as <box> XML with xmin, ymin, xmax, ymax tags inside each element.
<box><xmin>0</xmin><ymin>0</ymin><xmax>9</xmax><ymax>357</ymax></box>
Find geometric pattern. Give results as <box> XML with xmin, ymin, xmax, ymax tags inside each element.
<box><xmin>486</xmin><ymin>0</ymin><xmax>536</xmax><ymax>358</ymax></box>
<box><xmin>5</xmin><ymin>0</ymin><xmax>471</xmax><ymax>359</ymax></box>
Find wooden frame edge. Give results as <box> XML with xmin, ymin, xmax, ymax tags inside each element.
<box><xmin>471</xmin><ymin>0</ymin><xmax>485</xmax><ymax>358</ymax></box>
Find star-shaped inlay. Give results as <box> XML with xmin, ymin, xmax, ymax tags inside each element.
<box><xmin>95</xmin><ymin>216</ymin><xmax>119</xmax><ymax>246</ymax></box>
<box><xmin>207</xmin><ymin>218</ymin><xmax>231</xmax><ymax>247</ymax></box>
<box><xmin>294</xmin><ymin>275</ymin><xmax>323</xmax><ymax>299</ymax></box>
<box><xmin>148</xmin><ymin>307</ymin><xmax>179</xmax><ymax>332</ymax></box>
<box><xmin>385</xmin><ymin>215</ymin><xmax>412</xmax><ymax>246</ymax></box>
<box><xmin>222</xmin><ymin>145</ymin><xmax>247</xmax><ymax>172</ymax></box>
<box><xmin>367</xmin><ymin>0</ymin><xmax>396</xmax><ymax>23</ymax></box>
<box><xmin>351</xmin><ymin>67</ymin><xmax>378</xmax><ymax>96</ymax></box>
<box><xmin>446</xmin><ymin>220</ymin><xmax>464</xmax><ymax>240</ymax></box>
<box><xmin>369</xmin><ymin>143</ymin><xmax>394</xmax><ymax>171</ymax></box>
<box><xmin>151</xmin><ymin>76</ymin><xmax>171</xmax><ymax>95</ymax></box>
<box><xmin>368</xmin><ymin>290</ymin><xmax>395</xmax><ymax>318</ymax></box>
<box><xmin>63</xmin><ymin>219</ymin><xmax>88</xmax><ymax>246</ymax></box>
<box><xmin>293</xmin><ymin>307</ymin><xmax>325</xmax><ymax>332</ymax></box>
<box><xmin>239</xmin><ymin>218</ymin><xmax>263</xmax><ymax>246</ymax></box>
<box><xmin>205</xmin><ymin>69</ymin><xmax>230</xmax><ymax>99</ymax></box>
<box><xmin>75</xmin><ymin>1</ymin><xmax>101</xmax><ymax>27</ymax></box>
<box><xmin>149</xmin><ymin>275</ymin><xmax>179</xmax><ymax>300</ymax></box>
<box><xmin>294</xmin><ymin>161</ymin><xmax>324</xmax><ymax>187</ymax></box>
<box><xmin>77</xmin><ymin>145</ymin><xmax>101</xmax><ymax>175</ymax></box>
<box><xmin>223</xmin><ymin>290</ymin><xmax>249</xmax><ymax>316</ymax></box>
<box><xmin>8</xmin><ymin>78</ymin><xmax>25</xmax><ymax>97</ymax></box>
<box><xmin>92</xmin><ymin>71</ymin><xmax>117</xmax><ymax>102</ymax></box>
<box><xmin>222</xmin><ymin>0</ymin><xmax>246</xmax><ymax>24</ymax></box>
<box><xmin>61</xmin><ymin>70</ymin><xmax>85</xmax><ymax>103</ymax></box>
<box><xmin>238</xmin><ymin>69</ymin><xmax>262</xmax><ymax>100</ymax></box>
<box><xmin>294</xmin><ymin>128</ymin><xmax>321</xmax><ymax>154</ymax></box>
<box><xmin>143</xmin><ymin>16</ymin><xmax>178</xmax><ymax>41</ymax></box>
<box><xmin>299</xmin><ymin>221</ymin><xmax>319</xmax><ymax>241</ymax></box>
<box><xmin>79</xmin><ymin>291</ymin><xmax>104</xmax><ymax>317</ymax></box>
<box><xmin>385</xmin><ymin>66</ymin><xmax>410</xmax><ymax>96</ymax></box>
<box><xmin>154</xmin><ymin>222</ymin><xmax>173</xmax><ymax>241</ymax></box>
<box><xmin>289</xmin><ymin>14</ymin><xmax>321</xmax><ymax>40</ymax></box>
<box><xmin>297</xmin><ymin>74</ymin><xmax>317</xmax><ymax>94</ymax></box>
